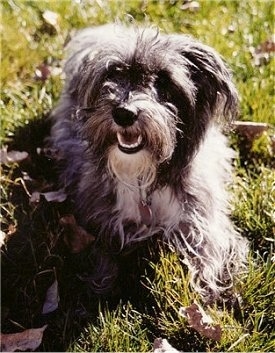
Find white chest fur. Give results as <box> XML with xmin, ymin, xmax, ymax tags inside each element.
<box><xmin>114</xmin><ymin>181</ymin><xmax>182</xmax><ymax>227</ymax></box>
<box><xmin>114</xmin><ymin>181</ymin><xmax>141</xmax><ymax>222</ymax></box>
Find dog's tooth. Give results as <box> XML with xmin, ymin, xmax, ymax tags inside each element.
<box><xmin>117</xmin><ymin>132</ymin><xmax>122</xmax><ymax>145</ymax></box>
<box><xmin>117</xmin><ymin>132</ymin><xmax>142</xmax><ymax>149</ymax></box>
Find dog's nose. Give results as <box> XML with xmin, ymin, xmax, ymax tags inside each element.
<box><xmin>112</xmin><ymin>107</ymin><xmax>137</xmax><ymax>127</ymax></box>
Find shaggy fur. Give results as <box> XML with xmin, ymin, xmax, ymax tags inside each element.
<box><xmin>50</xmin><ymin>23</ymin><xmax>248</xmax><ymax>300</ymax></box>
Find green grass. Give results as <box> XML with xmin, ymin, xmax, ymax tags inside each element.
<box><xmin>71</xmin><ymin>303</ymin><xmax>151</xmax><ymax>352</ymax></box>
<box><xmin>1</xmin><ymin>0</ymin><xmax>275</xmax><ymax>352</ymax></box>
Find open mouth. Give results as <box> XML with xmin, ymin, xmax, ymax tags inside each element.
<box><xmin>117</xmin><ymin>132</ymin><xmax>143</xmax><ymax>154</ymax></box>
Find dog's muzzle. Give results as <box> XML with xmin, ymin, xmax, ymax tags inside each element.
<box><xmin>113</xmin><ymin>107</ymin><xmax>144</xmax><ymax>154</ymax></box>
<box><xmin>113</xmin><ymin>107</ymin><xmax>137</xmax><ymax>127</ymax></box>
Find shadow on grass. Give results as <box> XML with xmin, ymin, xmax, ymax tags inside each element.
<box><xmin>1</xmin><ymin>119</ymin><xmax>164</xmax><ymax>350</ymax></box>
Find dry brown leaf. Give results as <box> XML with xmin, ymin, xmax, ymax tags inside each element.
<box><xmin>42</xmin><ymin>10</ymin><xmax>59</xmax><ymax>34</ymax></box>
<box><xmin>42</xmin><ymin>10</ymin><xmax>59</xmax><ymax>27</ymax></box>
<box><xmin>257</xmin><ymin>37</ymin><xmax>275</xmax><ymax>54</ymax></box>
<box><xmin>181</xmin><ymin>1</ymin><xmax>200</xmax><ymax>11</ymax></box>
<box><xmin>0</xmin><ymin>230</ymin><xmax>6</xmax><ymax>247</ymax></box>
<box><xmin>42</xmin><ymin>280</ymin><xmax>59</xmax><ymax>314</ymax></box>
<box><xmin>42</xmin><ymin>189</ymin><xmax>67</xmax><ymax>202</ymax></box>
<box><xmin>7</xmin><ymin>224</ymin><xmax>16</xmax><ymax>235</ymax></box>
<box><xmin>0</xmin><ymin>148</ymin><xmax>28</xmax><ymax>164</ymax></box>
<box><xmin>233</xmin><ymin>121</ymin><xmax>269</xmax><ymax>141</ymax></box>
<box><xmin>0</xmin><ymin>325</ymin><xmax>47</xmax><ymax>352</ymax></box>
<box><xmin>29</xmin><ymin>189</ymin><xmax>67</xmax><ymax>204</ymax></box>
<box><xmin>35</xmin><ymin>63</ymin><xmax>51</xmax><ymax>81</ymax></box>
<box><xmin>34</xmin><ymin>64</ymin><xmax>62</xmax><ymax>81</ymax></box>
<box><xmin>179</xmin><ymin>303</ymin><xmax>222</xmax><ymax>341</ymax></box>
<box><xmin>251</xmin><ymin>35</ymin><xmax>275</xmax><ymax>66</ymax></box>
<box><xmin>60</xmin><ymin>214</ymin><xmax>96</xmax><ymax>253</ymax></box>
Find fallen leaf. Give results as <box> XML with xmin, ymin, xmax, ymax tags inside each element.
<box><xmin>233</xmin><ymin>121</ymin><xmax>269</xmax><ymax>141</ymax></box>
<box><xmin>7</xmin><ymin>224</ymin><xmax>17</xmax><ymax>236</ymax></box>
<box><xmin>42</xmin><ymin>10</ymin><xmax>59</xmax><ymax>26</ymax></box>
<box><xmin>0</xmin><ymin>325</ymin><xmax>47</xmax><ymax>352</ymax></box>
<box><xmin>0</xmin><ymin>147</ymin><xmax>28</xmax><ymax>164</ymax></box>
<box><xmin>251</xmin><ymin>35</ymin><xmax>275</xmax><ymax>66</ymax></box>
<box><xmin>181</xmin><ymin>1</ymin><xmax>200</xmax><ymax>11</ymax></box>
<box><xmin>42</xmin><ymin>280</ymin><xmax>59</xmax><ymax>314</ymax></box>
<box><xmin>0</xmin><ymin>230</ymin><xmax>6</xmax><ymax>247</ymax></box>
<box><xmin>35</xmin><ymin>63</ymin><xmax>51</xmax><ymax>81</ymax></box>
<box><xmin>60</xmin><ymin>214</ymin><xmax>95</xmax><ymax>253</ymax></box>
<box><xmin>153</xmin><ymin>338</ymin><xmax>180</xmax><ymax>353</ymax></box>
<box><xmin>271</xmin><ymin>135</ymin><xmax>275</xmax><ymax>153</ymax></box>
<box><xmin>42</xmin><ymin>189</ymin><xmax>67</xmax><ymax>202</ymax></box>
<box><xmin>179</xmin><ymin>303</ymin><xmax>222</xmax><ymax>341</ymax></box>
<box><xmin>227</xmin><ymin>24</ymin><xmax>236</xmax><ymax>33</ymax></box>
<box><xmin>42</xmin><ymin>10</ymin><xmax>59</xmax><ymax>34</ymax></box>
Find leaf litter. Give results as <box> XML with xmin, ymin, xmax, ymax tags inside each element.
<box><xmin>0</xmin><ymin>325</ymin><xmax>47</xmax><ymax>352</ymax></box>
<box><xmin>60</xmin><ymin>214</ymin><xmax>95</xmax><ymax>253</ymax></box>
<box><xmin>0</xmin><ymin>147</ymin><xmax>29</xmax><ymax>164</ymax></box>
<box><xmin>179</xmin><ymin>302</ymin><xmax>222</xmax><ymax>341</ymax></box>
<box><xmin>250</xmin><ymin>34</ymin><xmax>275</xmax><ymax>66</ymax></box>
<box><xmin>42</xmin><ymin>280</ymin><xmax>60</xmax><ymax>315</ymax></box>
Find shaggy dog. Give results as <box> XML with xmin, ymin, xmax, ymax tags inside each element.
<box><xmin>50</xmin><ymin>23</ymin><xmax>248</xmax><ymax>301</ymax></box>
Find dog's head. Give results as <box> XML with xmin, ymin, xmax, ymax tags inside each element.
<box><xmin>66</xmin><ymin>25</ymin><xmax>238</xmax><ymax>187</ymax></box>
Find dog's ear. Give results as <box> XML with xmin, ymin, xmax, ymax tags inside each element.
<box><xmin>159</xmin><ymin>37</ymin><xmax>239</xmax><ymax>189</ymax></box>
<box><xmin>179</xmin><ymin>39</ymin><xmax>239</xmax><ymax>123</ymax></box>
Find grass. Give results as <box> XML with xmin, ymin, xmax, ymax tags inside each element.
<box><xmin>1</xmin><ymin>0</ymin><xmax>275</xmax><ymax>352</ymax></box>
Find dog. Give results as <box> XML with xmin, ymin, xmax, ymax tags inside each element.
<box><xmin>49</xmin><ymin>23</ymin><xmax>248</xmax><ymax>301</ymax></box>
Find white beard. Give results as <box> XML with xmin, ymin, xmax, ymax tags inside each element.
<box><xmin>107</xmin><ymin>147</ymin><xmax>157</xmax><ymax>188</ymax></box>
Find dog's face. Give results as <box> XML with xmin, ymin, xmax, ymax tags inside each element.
<box><xmin>68</xmin><ymin>27</ymin><xmax>238</xmax><ymax>186</ymax></box>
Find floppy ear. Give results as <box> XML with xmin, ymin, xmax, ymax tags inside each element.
<box><xmin>180</xmin><ymin>39</ymin><xmax>239</xmax><ymax>124</ymax></box>
<box><xmin>159</xmin><ymin>36</ymin><xmax>239</xmax><ymax>190</ymax></box>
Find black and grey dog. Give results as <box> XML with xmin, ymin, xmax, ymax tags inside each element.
<box><xmin>50</xmin><ymin>24</ymin><xmax>248</xmax><ymax>300</ymax></box>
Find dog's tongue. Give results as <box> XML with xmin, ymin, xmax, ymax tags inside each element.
<box><xmin>120</xmin><ymin>132</ymin><xmax>138</xmax><ymax>145</ymax></box>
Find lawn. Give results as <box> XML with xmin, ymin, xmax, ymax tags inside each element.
<box><xmin>1</xmin><ymin>0</ymin><xmax>274</xmax><ymax>352</ymax></box>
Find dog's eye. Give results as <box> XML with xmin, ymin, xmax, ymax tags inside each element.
<box><xmin>106</xmin><ymin>66</ymin><xmax>126</xmax><ymax>82</ymax></box>
<box><xmin>155</xmin><ymin>71</ymin><xmax>172</xmax><ymax>102</ymax></box>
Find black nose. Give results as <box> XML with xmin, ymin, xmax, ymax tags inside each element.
<box><xmin>112</xmin><ymin>107</ymin><xmax>137</xmax><ymax>127</ymax></box>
